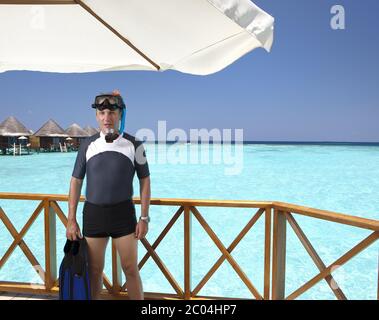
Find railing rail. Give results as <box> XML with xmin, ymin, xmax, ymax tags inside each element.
<box><xmin>1</xmin><ymin>192</ymin><xmax>378</xmax><ymax>300</ymax></box>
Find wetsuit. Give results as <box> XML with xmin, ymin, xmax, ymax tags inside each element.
<box><xmin>72</xmin><ymin>131</ymin><xmax>150</xmax><ymax>238</ymax></box>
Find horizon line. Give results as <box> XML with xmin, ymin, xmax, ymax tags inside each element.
<box><xmin>143</xmin><ymin>140</ymin><xmax>379</xmax><ymax>145</ymax></box>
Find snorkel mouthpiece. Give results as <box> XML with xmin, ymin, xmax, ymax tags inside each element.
<box><xmin>105</xmin><ymin>128</ymin><xmax>119</xmax><ymax>143</ymax></box>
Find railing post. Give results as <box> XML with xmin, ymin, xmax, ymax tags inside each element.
<box><xmin>112</xmin><ymin>239</ymin><xmax>122</xmax><ymax>295</ymax></box>
<box><xmin>264</xmin><ymin>207</ymin><xmax>272</xmax><ymax>299</ymax></box>
<box><xmin>272</xmin><ymin>209</ymin><xmax>286</xmax><ymax>300</ymax></box>
<box><xmin>44</xmin><ymin>199</ymin><xmax>57</xmax><ymax>291</ymax></box>
<box><xmin>184</xmin><ymin>206</ymin><xmax>192</xmax><ymax>299</ymax></box>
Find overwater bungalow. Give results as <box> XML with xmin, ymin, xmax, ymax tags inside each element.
<box><xmin>83</xmin><ymin>125</ymin><xmax>99</xmax><ymax>136</ymax></box>
<box><xmin>33</xmin><ymin>119</ymin><xmax>68</xmax><ymax>152</ymax></box>
<box><xmin>0</xmin><ymin>116</ymin><xmax>32</xmax><ymax>155</ymax></box>
<box><xmin>65</xmin><ymin>123</ymin><xmax>89</xmax><ymax>150</ymax></box>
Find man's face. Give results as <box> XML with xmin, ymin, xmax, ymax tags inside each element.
<box><xmin>96</xmin><ymin>108</ymin><xmax>121</xmax><ymax>133</ymax></box>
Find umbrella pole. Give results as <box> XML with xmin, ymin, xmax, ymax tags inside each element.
<box><xmin>73</xmin><ymin>0</ymin><xmax>160</xmax><ymax>71</ymax></box>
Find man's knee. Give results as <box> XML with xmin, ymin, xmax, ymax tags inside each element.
<box><xmin>122</xmin><ymin>262</ymin><xmax>139</xmax><ymax>278</ymax></box>
<box><xmin>89</xmin><ymin>263</ymin><xmax>105</xmax><ymax>277</ymax></box>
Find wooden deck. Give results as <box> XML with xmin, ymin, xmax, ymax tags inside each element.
<box><xmin>1</xmin><ymin>193</ymin><xmax>379</xmax><ymax>300</ymax></box>
<box><xmin>0</xmin><ymin>291</ymin><xmax>57</xmax><ymax>300</ymax></box>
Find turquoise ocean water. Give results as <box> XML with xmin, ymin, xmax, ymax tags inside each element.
<box><xmin>1</xmin><ymin>143</ymin><xmax>378</xmax><ymax>299</ymax></box>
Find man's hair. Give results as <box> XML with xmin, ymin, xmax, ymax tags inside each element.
<box><xmin>97</xmin><ymin>89</ymin><xmax>122</xmax><ymax>97</ymax></box>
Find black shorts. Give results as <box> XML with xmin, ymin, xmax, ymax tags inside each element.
<box><xmin>82</xmin><ymin>200</ymin><xmax>137</xmax><ymax>238</ymax></box>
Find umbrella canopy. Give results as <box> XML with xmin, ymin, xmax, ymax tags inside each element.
<box><xmin>33</xmin><ymin>119</ymin><xmax>68</xmax><ymax>137</ymax></box>
<box><xmin>0</xmin><ymin>116</ymin><xmax>32</xmax><ymax>137</ymax></box>
<box><xmin>18</xmin><ymin>136</ymin><xmax>28</xmax><ymax>139</ymax></box>
<box><xmin>65</xmin><ymin>123</ymin><xmax>89</xmax><ymax>138</ymax></box>
<box><xmin>0</xmin><ymin>0</ymin><xmax>274</xmax><ymax>75</ymax></box>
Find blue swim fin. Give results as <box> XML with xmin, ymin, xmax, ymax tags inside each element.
<box><xmin>59</xmin><ymin>238</ymin><xmax>91</xmax><ymax>300</ymax></box>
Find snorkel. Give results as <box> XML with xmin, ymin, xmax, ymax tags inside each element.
<box><xmin>119</xmin><ymin>107</ymin><xmax>126</xmax><ymax>135</ymax></box>
<box><xmin>104</xmin><ymin>107</ymin><xmax>125</xmax><ymax>143</ymax></box>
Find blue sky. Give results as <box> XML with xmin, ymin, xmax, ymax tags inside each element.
<box><xmin>0</xmin><ymin>0</ymin><xmax>378</xmax><ymax>142</ymax></box>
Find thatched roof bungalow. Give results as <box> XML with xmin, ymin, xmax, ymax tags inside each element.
<box><xmin>33</xmin><ymin>119</ymin><xmax>68</xmax><ymax>151</ymax></box>
<box><xmin>65</xmin><ymin>123</ymin><xmax>89</xmax><ymax>138</ymax></box>
<box><xmin>0</xmin><ymin>116</ymin><xmax>31</xmax><ymax>154</ymax></box>
<box><xmin>65</xmin><ymin>123</ymin><xmax>89</xmax><ymax>149</ymax></box>
<box><xmin>83</xmin><ymin>126</ymin><xmax>99</xmax><ymax>136</ymax></box>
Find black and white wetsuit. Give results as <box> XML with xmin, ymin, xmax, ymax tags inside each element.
<box><xmin>72</xmin><ymin>131</ymin><xmax>150</xmax><ymax>238</ymax></box>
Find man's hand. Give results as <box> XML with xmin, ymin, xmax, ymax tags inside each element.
<box><xmin>135</xmin><ymin>220</ymin><xmax>148</xmax><ymax>240</ymax></box>
<box><xmin>66</xmin><ymin>219</ymin><xmax>83</xmax><ymax>241</ymax></box>
<box><xmin>67</xmin><ymin>177</ymin><xmax>83</xmax><ymax>241</ymax></box>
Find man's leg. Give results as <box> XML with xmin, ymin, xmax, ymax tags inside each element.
<box><xmin>113</xmin><ymin>233</ymin><xmax>144</xmax><ymax>300</ymax></box>
<box><xmin>85</xmin><ymin>237</ymin><xmax>109</xmax><ymax>300</ymax></box>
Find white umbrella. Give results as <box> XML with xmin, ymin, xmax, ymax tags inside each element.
<box><xmin>18</xmin><ymin>136</ymin><xmax>28</xmax><ymax>140</ymax></box>
<box><xmin>66</xmin><ymin>137</ymin><xmax>73</xmax><ymax>140</ymax></box>
<box><xmin>0</xmin><ymin>0</ymin><xmax>274</xmax><ymax>75</ymax></box>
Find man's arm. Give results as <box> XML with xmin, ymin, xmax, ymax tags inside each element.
<box><xmin>66</xmin><ymin>176</ymin><xmax>83</xmax><ymax>240</ymax></box>
<box><xmin>139</xmin><ymin>176</ymin><xmax>151</xmax><ymax>218</ymax></box>
<box><xmin>135</xmin><ymin>176</ymin><xmax>151</xmax><ymax>240</ymax></box>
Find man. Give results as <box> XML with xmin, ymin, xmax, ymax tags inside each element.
<box><xmin>66</xmin><ymin>90</ymin><xmax>151</xmax><ymax>300</ymax></box>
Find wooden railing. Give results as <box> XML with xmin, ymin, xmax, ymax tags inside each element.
<box><xmin>0</xmin><ymin>192</ymin><xmax>378</xmax><ymax>300</ymax></box>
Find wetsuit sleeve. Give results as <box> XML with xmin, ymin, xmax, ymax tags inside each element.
<box><xmin>134</xmin><ymin>140</ymin><xmax>150</xmax><ymax>179</ymax></box>
<box><xmin>72</xmin><ymin>140</ymin><xmax>88</xmax><ymax>179</ymax></box>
